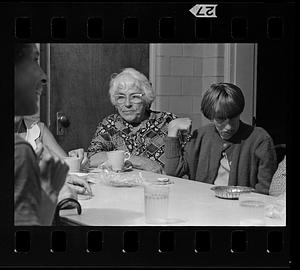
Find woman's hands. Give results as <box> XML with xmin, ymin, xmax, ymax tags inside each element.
<box><xmin>66</xmin><ymin>174</ymin><xmax>93</xmax><ymax>196</ymax></box>
<box><xmin>34</xmin><ymin>141</ymin><xmax>44</xmax><ymax>159</ymax></box>
<box><xmin>56</xmin><ymin>175</ymin><xmax>93</xmax><ymax>211</ymax></box>
<box><xmin>35</xmin><ymin>142</ymin><xmax>69</xmax><ymax>225</ymax></box>
<box><xmin>39</xmin><ymin>145</ymin><xmax>69</xmax><ymax>197</ymax></box>
<box><xmin>168</xmin><ymin>118</ymin><xmax>192</xmax><ymax>137</ymax></box>
<box><xmin>129</xmin><ymin>155</ymin><xmax>164</xmax><ymax>174</ymax></box>
<box><xmin>58</xmin><ymin>183</ymin><xmax>77</xmax><ymax>202</ymax></box>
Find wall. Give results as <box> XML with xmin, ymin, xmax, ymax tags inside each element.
<box><xmin>151</xmin><ymin>43</ymin><xmax>225</xmax><ymax>129</ymax></box>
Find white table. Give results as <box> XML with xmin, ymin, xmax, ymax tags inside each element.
<box><xmin>60</xmin><ymin>170</ymin><xmax>285</xmax><ymax>226</ymax></box>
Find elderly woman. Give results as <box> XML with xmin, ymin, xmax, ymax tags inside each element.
<box><xmin>88</xmin><ymin>68</ymin><xmax>186</xmax><ymax>173</ymax></box>
<box><xmin>165</xmin><ymin>82</ymin><xmax>277</xmax><ymax>194</ymax></box>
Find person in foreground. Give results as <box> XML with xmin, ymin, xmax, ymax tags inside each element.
<box><xmin>15</xmin><ymin>112</ymin><xmax>91</xmax><ymax>199</ymax></box>
<box><xmin>15</xmin><ymin>43</ymin><xmax>69</xmax><ymax>225</ymax></box>
<box><xmin>14</xmin><ymin>43</ymin><xmax>90</xmax><ymax>225</ymax></box>
<box><xmin>164</xmin><ymin>82</ymin><xmax>277</xmax><ymax>194</ymax></box>
<box><xmin>87</xmin><ymin>67</ymin><xmax>187</xmax><ymax>173</ymax></box>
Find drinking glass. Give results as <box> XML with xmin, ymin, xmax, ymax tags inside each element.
<box><xmin>144</xmin><ymin>183</ymin><xmax>170</xmax><ymax>224</ymax></box>
<box><xmin>239</xmin><ymin>193</ymin><xmax>265</xmax><ymax>225</ymax></box>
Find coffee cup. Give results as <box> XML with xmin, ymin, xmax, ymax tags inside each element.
<box><xmin>64</xmin><ymin>156</ymin><xmax>81</xmax><ymax>172</ymax></box>
<box><xmin>106</xmin><ymin>150</ymin><xmax>131</xmax><ymax>171</ymax></box>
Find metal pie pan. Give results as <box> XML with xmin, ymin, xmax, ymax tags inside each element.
<box><xmin>211</xmin><ymin>185</ymin><xmax>255</xmax><ymax>199</ymax></box>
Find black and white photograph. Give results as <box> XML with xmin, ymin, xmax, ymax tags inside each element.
<box><xmin>4</xmin><ymin>1</ymin><xmax>293</xmax><ymax>268</ymax></box>
<box><xmin>14</xmin><ymin>43</ymin><xmax>287</xmax><ymax>227</ymax></box>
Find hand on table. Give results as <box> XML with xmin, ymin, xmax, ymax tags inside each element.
<box><xmin>57</xmin><ymin>174</ymin><xmax>93</xmax><ymax>210</ymax></box>
<box><xmin>58</xmin><ymin>183</ymin><xmax>77</xmax><ymax>201</ymax></box>
<box><xmin>129</xmin><ymin>155</ymin><xmax>165</xmax><ymax>174</ymax></box>
<box><xmin>66</xmin><ymin>174</ymin><xmax>93</xmax><ymax>196</ymax></box>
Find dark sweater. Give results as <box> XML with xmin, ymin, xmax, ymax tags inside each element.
<box><xmin>164</xmin><ymin>121</ymin><xmax>277</xmax><ymax>194</ymax></box>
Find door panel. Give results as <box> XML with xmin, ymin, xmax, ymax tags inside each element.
<box><xmin>48</xmin><ymin>43</ymin><xmax>149</xmax><ymax>152</ymax></box>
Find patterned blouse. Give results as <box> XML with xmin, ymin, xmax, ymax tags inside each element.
<box><xmin>269</xmin><ymin>156</ymin><xmax>286</xmax><ymax>196</ymax></box>
<box><xmin>87</xmin><ymin>110</ymin><xmax>188</xmax><ymax>167</ymax></box>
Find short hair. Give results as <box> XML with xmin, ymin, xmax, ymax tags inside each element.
<box><xmin>201</xmin><ymin>83</ymin><xmax>245</xmax><ymax>120</ymax></box>
<box><xmin>15</xmin><ymin>43</ymin><xmax>32</xmax><ymax>64</ymax></box>
<box><xmin>108</xmin><ymin>68</ymin><xmax>155</xmax><ymax>106</ymax></box>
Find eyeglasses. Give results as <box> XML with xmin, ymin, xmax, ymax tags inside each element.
<box><xmin>114</xmin><ymin>93</ymin><xmax>144</xmax><ymax>104</ymax></box>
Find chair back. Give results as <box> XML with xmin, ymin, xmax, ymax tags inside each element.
<box><xmin>52</xmin><ymin>198</ymin><xmax>82</xmax><ymax>226</ymax></box>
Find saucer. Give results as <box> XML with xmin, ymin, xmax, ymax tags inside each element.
<box><xmin>107</xmin><ymin>179</ymin><xmax>139</xmax><ymax>187</ymax></box>
<box><xmin>98</xmin><ymin>160</ymin><xmax>133</xmax><ymax>173</ymax></box>
<box><xmin>68</xmin><ymin>172</ymin><xmax>88</xmax><ymax>176</ymax></box>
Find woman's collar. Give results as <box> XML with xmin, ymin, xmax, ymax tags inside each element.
<box><xmin>117</xmin><ymin>109</ymin><xmax>153</xmax><ymax>127</ymax></box>
<box><xmin>23</xmin><ymin>117</ymin><xmax>39</xmax><ymax>129</ymax></box>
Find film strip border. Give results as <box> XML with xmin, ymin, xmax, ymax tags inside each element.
<box><xmin>7</xmin><ymin>3</ymin><xmax>294</xmax><ymax>42</ymax></box>
<box><xmin>11</xmin><ymin>227</ymin><xmax>288</xmax><ymax>267</ymax></box>
<box><xmin>15</xmin><ymin>15</ymin><xmax>284</xmax><ymax>41</ymax></box>
<box><xmin>1</xmin><ymin>1</ymin><xmax>294</xmax><ymax>267</ymax></box>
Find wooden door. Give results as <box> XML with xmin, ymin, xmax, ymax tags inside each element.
<box><xmin>40</xmin><ymin>43</ymin><xmax>149</xmax><ymax>152</ymax></box>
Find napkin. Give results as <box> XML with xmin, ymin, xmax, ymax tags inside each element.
<box><xmin>265</xmin><ymin>193</ymin><xmax>286</xmax><ymax>219</ymax></box>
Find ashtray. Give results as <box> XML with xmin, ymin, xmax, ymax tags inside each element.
<box><xmin>211</xmin><ymin>186</ymin><xmax>255</xmax><ymax>199</ymax></box>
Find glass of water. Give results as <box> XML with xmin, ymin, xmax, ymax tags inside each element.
<box><xmin>239</xmin><ymin>193</ymin><xmax>265</xmax><ymax>226</ymax></box>
<box><xmin>144</xmin><ymin>183</ymin><xmax>170</xmax><ymax>224</ymax></box>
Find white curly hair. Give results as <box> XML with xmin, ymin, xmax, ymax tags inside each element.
<box><xmin>108</xmin><ymin>67</ymin><xmax>155</xmax><ymax>106</ymax></box>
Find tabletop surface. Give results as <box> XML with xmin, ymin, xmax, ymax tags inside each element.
<box><xmin>60</xmin><ymin>169</ymin><xmax>286</xmax><ymax>226</ymax></box>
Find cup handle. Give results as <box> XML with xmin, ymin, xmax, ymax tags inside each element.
<box><xmin>124</xmin><ymin>151</ymin><xmax>131</xmax><ymax>161</ymax></box>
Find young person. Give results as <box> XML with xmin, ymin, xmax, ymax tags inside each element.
<box><xmin>165</xmin><ymin>83</ymin><xmax>277</xmax><ymax>194</ymax></box>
